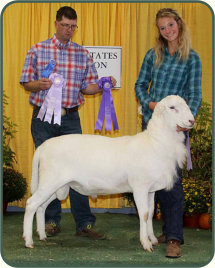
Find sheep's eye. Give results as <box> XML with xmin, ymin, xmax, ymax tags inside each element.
<box><xmin>169</xmin><ymin>106</ymin><xmax>175</xmax><ymax>109</ymax></box>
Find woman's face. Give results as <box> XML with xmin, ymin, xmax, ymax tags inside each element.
<box><xmin>157</xmin><ymin>17</ymin><xmax>179</xmax><ymax>44</ymax></box>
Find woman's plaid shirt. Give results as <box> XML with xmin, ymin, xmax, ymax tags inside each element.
<box><xmin>20</xmin><ymin>34</ymin><xmax>99</xmax><ymax>108</ymax></box>
<box><xmin>135</xmin><ymin>47</ymin><xmax>202</xmax><ymax>123</ymax></box>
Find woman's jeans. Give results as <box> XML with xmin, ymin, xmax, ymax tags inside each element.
<box><xmin>142</xmin><ymin>118</ymin><xmax>184</xmax><ymax>243</ymax></box>
<box><xmin>31</xmin><ymin>107</ymin><xmax>96</xmax><ymax>232</ymax></box>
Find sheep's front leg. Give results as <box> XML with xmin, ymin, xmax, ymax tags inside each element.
<box><xmin>133</xmin><ymin>189</ymin><xmax>153</xmax><ymax>252</ymax></box>
<box><xmin>147</xmin><ymin>192</ymin><xmax>158</xmax><ymax>246</ymax></box>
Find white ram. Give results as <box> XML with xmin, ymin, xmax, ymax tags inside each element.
<box><xmin>23</xmin><ymin>95</ymin><xmax>194</xmax><ymax>251</ymax></box>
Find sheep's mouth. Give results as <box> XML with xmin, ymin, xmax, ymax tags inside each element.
<box><xmin>185</xmin><ymin>125</ymin><xmax>194</xmax><ymax>129</ymax></box>
<box><xmin>179</xmin><ymin>123</ymin><xmax>194</xmax><ymax>129</ymax></box>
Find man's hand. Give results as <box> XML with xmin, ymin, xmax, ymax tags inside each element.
<box><xmin>23</xmin><ymin>79</ymin><xmax>52</xmax><ymax>92</ymax></box>
<box><xmin>110</xmin><ymin>76</ymin><xmax>117</xmax><ymax>87</ymax></box>
<box><xmin>82</xmin><ymin>76</ymin><xmax>117</xmax><ymax>95</ymax></box>
<box><xmin>38</xmin><ymin>78</ymin><xmax>53</xmax><ymax>90</ymax></box>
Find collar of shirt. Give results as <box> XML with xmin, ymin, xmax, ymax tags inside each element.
<box><xmin>164</xmin><ymin>45</ymin><xmax>179</xmax><ymax>59</ymax></box>
<box><xmin>52</xmin><ymin>34</ymin><xmax>71</xmax><ymax>50</ymax></box>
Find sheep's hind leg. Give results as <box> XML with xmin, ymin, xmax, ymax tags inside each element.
<box><xmin>133</xmin><ymin>189</ymin><xmax>153</xmax><ymax>252</ymax></box>
<box><xmin>147</xmin><ymin>192</ymin><xmax>158</xmax><ymax>246</ymax></box>
<box><xmin>36</xmin><ymin>194</ymin><xmax>57</xmax><ymax>241</ymax></box>
<box><xmin>36</xmin><ymin>185</ymin><xmax>69</xmax><ymax>241</ymax></box>
<box><xmin>23</xmin><ymin>200</ymin><xmax>35</xmax><ymax>248</ymax></box>
<box><xmin>23</xmin><ymin>191</ymin><xmax>50</xmax><ymax>248</ymax></box>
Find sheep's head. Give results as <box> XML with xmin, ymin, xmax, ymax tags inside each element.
<box><xmin>154</xmin><ymin>95</ymin><xmax>195</xmax><ymax>130</ymax></box>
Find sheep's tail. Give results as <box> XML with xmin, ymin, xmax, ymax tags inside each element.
<box><xmin>30</xmin><ymin>147</ymin><xmax>40</xmax><ymax>194</ymax></box>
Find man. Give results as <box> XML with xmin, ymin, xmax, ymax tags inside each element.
<box><xmin>20</xmin><ymin>6</ymin><xmax>116</xmax><ymax>239</ymax></box>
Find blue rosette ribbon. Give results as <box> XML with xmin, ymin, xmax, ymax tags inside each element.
<box><xmin>95</xmin><ymin>77</ymin><xmax>119</xmax><ymax>131</ymax></box>
<box><xmin>41</xmin><ymin>60</ymin><xmax>57</xmax><ymax>78</ymax></box>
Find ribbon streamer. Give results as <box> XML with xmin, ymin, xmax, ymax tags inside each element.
<box><xmin>185</xmin><ymin>131</ymin><xmax>192</xmax><ymax>170</ymax></box>
<box><xmin>37</xmin><ymin>73</ymin><xmax>65</xmax><ymax>125</ymax></box>
<box><xmin>95</xmin><ymin>77</ymin><xmax>119</xmax><ymax>131</ymax></box>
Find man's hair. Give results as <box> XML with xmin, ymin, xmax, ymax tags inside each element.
<box><xmin>56</xmin><ymin>6</ymin><xmax>77</xmax><ymax>21</ymax></box>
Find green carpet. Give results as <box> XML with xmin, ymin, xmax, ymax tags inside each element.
<box><xmin>2</xmin><ymin>212</ymin><xmax>213</xmax><ymax>267</ymax></box>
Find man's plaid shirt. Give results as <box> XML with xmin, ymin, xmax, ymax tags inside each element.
<box><xmin>20</xmin><ymin>34</ymin><xmax>99</xmax><ymax>108</ymax></box>
<box><xmin>135</xmin><ymin>47</ymin><xmax>202</xmax><ymax>123</ymax></box>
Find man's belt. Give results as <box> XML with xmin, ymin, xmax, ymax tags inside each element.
<box><xmin>61</xmin><ymin>107</ymin><xmax>78</xmax><ymax>116</ymax></box>
<box><xmin>34</xmin><ymin>106</ymin><xmax>78</xmax><ymax>117</ymax></box>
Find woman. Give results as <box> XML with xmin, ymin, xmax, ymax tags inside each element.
<box><xmin>135</xmin><ymin>8</ymin><xmax>202</xmax><ymax>258</ymax></box>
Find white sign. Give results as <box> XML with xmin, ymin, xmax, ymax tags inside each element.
<box><xmin>85</xmin><ymin>46</ymin><xmax>122</xmax><ymax>88</ymax></box>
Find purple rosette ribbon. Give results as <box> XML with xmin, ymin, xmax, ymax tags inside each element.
<box><xmin>185</xmin><ymin>131</ymin><xmax>192</xmax><ymax>170</ymax></box>
<box><xmin>95</xmin><ymin>77</ymin><xmax>119</xmax><ymax>131</ymax></box>
<box><xmin>37</xmin><ymin>73</ymin><xmax>65</xmax><ymax>125</ymax></box>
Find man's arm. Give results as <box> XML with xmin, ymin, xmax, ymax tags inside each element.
<box><xmin>81</xmin><ymin>83</ymin><xmax>101</xmax><ymax>95</ymax></box>
<box><xmin>81</xmin><ymin>76</ymin><xmax>117</xmax><ymax>95</ymax></box>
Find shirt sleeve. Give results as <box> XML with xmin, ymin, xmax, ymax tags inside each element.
<box><xmin>135</xmin><ymin>49</ymin><xmax>154</xmax><ymax>111</ymax></box>
<box><xmin>81</xmin><ymin>50</ymin><xmax>99</xmax><ymax>89</ymax></box>
<box><xmin>20</xmin><ymin>46</ymin><xmax>38</xmax><ymax>85</ymax></box>
<box><xmin>186</xmin><ymin>52</ymin><xmax>202</xmax><ymax>117</ymax></box>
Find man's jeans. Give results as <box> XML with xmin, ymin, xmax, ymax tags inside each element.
<box><xmin>31</xmin><ymin>108</ymin><xmax>96</xmax><ymax>232</ymax></box>
<box><xmin>142</xmin><ymin>118</ymin><xmax>184</xmax><ymax>243</ymax></box>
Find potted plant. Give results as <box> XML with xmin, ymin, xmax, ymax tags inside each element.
<box><xmin>3</xmin><ymin>92</ymin><xmax>17</xmax><ymax>167</ymax></box>
<box><xmin>182</xmin><ymin>179</ymin><xmax>212</xmax><ymax>228</ymax></box>
<box><xmin>3</xmin><ymin>92</ymin><xmax>27</xmax><ymax>214</ymax></box>
<box><xmin>3</xmin><ymin>167</ymin><xmax>27</xmax><ymax>214</ymax></box>
<box><xmin>182</xmin><ymin>101</ymin><xmax>212</xmax><ymax>228</ymax></box>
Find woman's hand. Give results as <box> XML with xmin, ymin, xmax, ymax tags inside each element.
<box><xmin>177</xmin><ymin>125</ymin><xmax>189</xmax><ymax>132</ymax></box>
<box><xmin>149</xmin><ymin>102</ymin><xmax>157</xmax><ymax>110</ymax></box>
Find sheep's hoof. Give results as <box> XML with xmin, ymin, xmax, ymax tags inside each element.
<box><xmin>147</xmin><ymin>248</ymin><xmax>153</xmax><ymax>253</ymax></box>
<box><xmin>25</xmin><ymin>244</ymin><xmax>34</xmax><ymax>249</ymax></box>
<box><xmin>40</xmin><ymin>238</ymin><xmax>47</xmax><ymax>242</ymax></box>
<box><xmin>141</xmin><ymin>240</ymin><xmax>153</xmax><ymax>252</ymax></box>
<box><xmin>149</xmin><ymin>236</ymin><xmax>158</xmax><ymax>246</ymax></box>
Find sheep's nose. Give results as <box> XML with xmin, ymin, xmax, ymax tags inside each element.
<box><xmin>189</xmin><ymin>120</ymin><xmax>195</xmax><ymax>125</ymax></box>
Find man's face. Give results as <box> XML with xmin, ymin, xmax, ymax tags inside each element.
<box><xmin>55</xmin><ymin>16</ymin><xmax>78</xmax><ymax>44</ymax></box>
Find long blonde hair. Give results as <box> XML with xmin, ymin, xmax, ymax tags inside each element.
<box><xmin>154</xmin><ymin>8</ymin><xmax>191</xmax><ymax>67</ymax></box>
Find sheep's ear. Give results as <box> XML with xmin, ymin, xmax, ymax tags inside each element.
<box><xmin>155</xmin><ymin>102</ymin><xmax>165</xmax><ymax>114</ymax></box>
